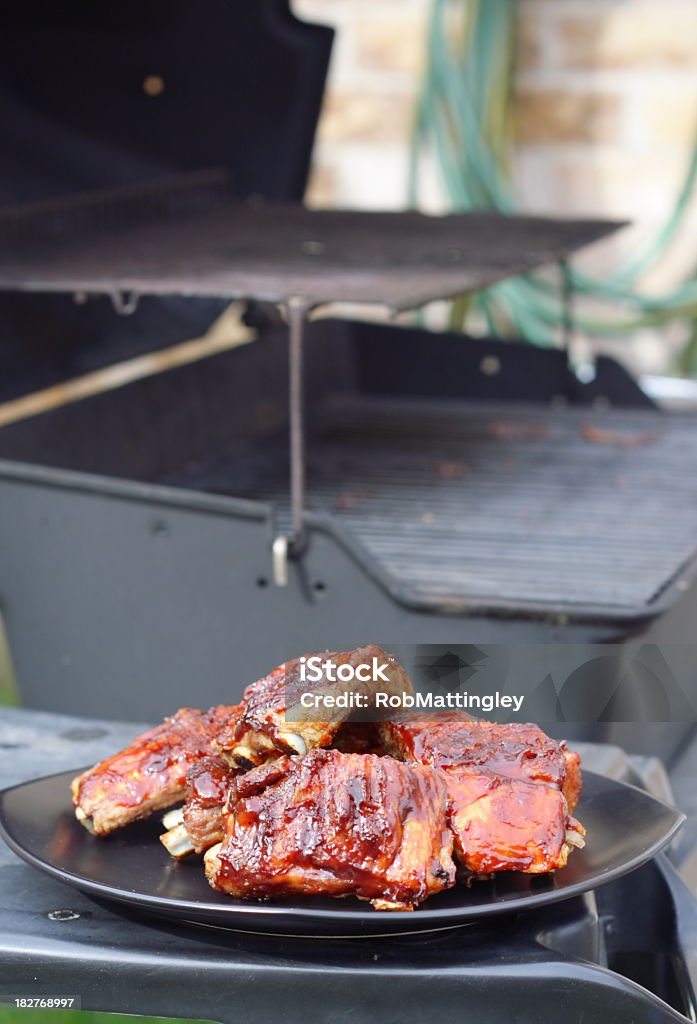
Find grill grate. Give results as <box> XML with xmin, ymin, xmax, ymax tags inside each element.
<box><xmin>162</xmin><ymin>397</ymin><xmax>697</xmax><ymax>616</ymax></box>
<box><xmin>0</xmin><ymin>173</ymin><xmax>621</xmax><ymax>311</ymax></box>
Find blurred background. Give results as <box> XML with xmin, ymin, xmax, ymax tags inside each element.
<box><xmin>0</xmin><ymin>622</ymin><xmax>16</xmax><ymax>709</ymax></box>
<box><xmin>298</xmin><ymin>0</ymin><xmax>697</xmax><ymax>377</ymax></box>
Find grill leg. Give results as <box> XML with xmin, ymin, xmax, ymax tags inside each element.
<box><xmin>283</xmin><ymin>297</ymin><xmax>309</xmax><ymax>569</ymax></box>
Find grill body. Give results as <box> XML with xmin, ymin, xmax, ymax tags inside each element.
<box><xmin>1</xmin><ymin>320</ymin><xmax>696</xmax><ymax>724</ymax></box>
<box><xmin>0</xmin><ymin>1</ymin><xmax>694</xmax><ymax>751</ymax></box>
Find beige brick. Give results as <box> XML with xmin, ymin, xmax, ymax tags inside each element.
<box><xmin>517</xmin><ymin>13</ymin><xmax>545</xmax><ymax>72</ymax></box>
<box><xmin>317</xmin><ymin>89</ymin><xmax>414</xmax><ymax>144</ymax></box>
<box><xmin>354</xmin><ymin>13</ymin><xmax>427</xmax><ymax>76</ymax></box>
<box><xmin>640</xmin><ymin>86</ymin><xmax>697</xmax><ymax>146</ymax></box>
<box><xmin>515</xmin><ymin>89</ymin><xmax>623</xmax><ymax>144</ymax></box>
<box><xmin>330</xmin><ymin>144</ymin><xmax>408</xmax><ymax>210</ymax></box>
<box><xmin>559</xmin><ymin>7</ymin><xmax>697</xmax><ymax>69</ymax></box>
<box><xmin>547</xmin><ymin>149</ymin><xmax>688</xmax><ymax>219</ymax></box>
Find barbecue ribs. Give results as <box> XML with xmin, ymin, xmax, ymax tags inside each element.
<box><xmin>160</xmin><ymin>755</ymin><xmax>239</xmax><ymax>859</ymax></box>
<box><xmin>72</xmin><ymin>705</ymin><xmax>238</xmax><ymax>835</ymax></box>
<box><xmin>331</xmin><ymin>722</ymin><xmax>384</xmax><ymax>755</ymax></box>
<box><xmin>378</xmin><ymin>716</ymin><xmax>582</xmax><ymax>810</ymax></box>
<box><xmin>378</xmin><ymin>716</ymin><xmax>585</xmax><ymax>874</ymax></box>
<box><xmin>204</xmin><ymin>749</ymin><xmax>456</xmax><ymax>910</ymax></box>
<box><xmin>213</xmin><ymin>645</ymin><xmax>412</xmax><ymax>768</ymax></box>
<box><xmin>161</xmin><ymin>724</ymin><xmax>384</xmax><ymax>860</ymax></box>
<box><xmin>69</xmin><ymin>646</ymin><xmax>585</xmax><ymax>909</ymax></box>
<box><xmin>445</xmin><ymin>769</ymin><xmax>584</xmax><ymax>874</ymax></box>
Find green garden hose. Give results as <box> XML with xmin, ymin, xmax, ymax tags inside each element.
<box><xmin>410</xmin><ymin>0</ymin><xmax>697</xmax><ymax>368</ymax></box>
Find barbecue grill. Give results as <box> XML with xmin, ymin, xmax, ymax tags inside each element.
<box><xmin>1</xmin><ymin>1</ymin><xmax>697</xmax><ymax>735</ymax></box>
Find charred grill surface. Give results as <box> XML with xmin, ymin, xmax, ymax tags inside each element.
<box><xmin>0</xmin><ymin>177</ymin><xmax>620</xmax><ymax>310</ymax></box>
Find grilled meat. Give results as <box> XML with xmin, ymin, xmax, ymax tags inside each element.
<box><xmin>204</xmin><ymin>749</ymin><xmax>456</xmax><ymax>910</ymax></box>
<box><xmin>445</xmin><ymin>768</ymin><xmax>585</xmax><ymax>874</ymax></box>
<box><xmin>213</xmin><ymin>645</ymin><xmax>412</xmax><ymax>768</ymax></box>
<box><xmin>378</xmin><ymin>716</ymin><xmax>582</xmax><ymax>810</ymax></box>
<box><xmin>184</xmin><ymin>756</ymin><xmax>239</xmax><ymax>854</ymax></box>
<box><xmin>69</xmin><ymin>644</ymin><xmax>586</xmax><ymax>909</ymax></box>
<box><xmin>72</xmin><ymin>705</ymin><xmax>238</xmax><ymax>836</ymax></box>
<box><xmin>161</xmin><ymin>720</ymin><xmax>373</xmax><ymax>864</ymax></box>
<box><xmin>331</xmin><ymin>722</ymin><xmax>384</xmax><ymax>755</ymax></box>
<box><xmin>161</xmin><ymin>755</ymin><xmax>239</xmax><ymax>859</ymax></box>
<box><xmin>378</xmin><ymin>716</ymin><xmax>584</xmax><ymax>873</ymax></box>
<box><xmin>560</xmin><ymin>748</ymin><xmax>582</xmax><ymax>813</ymax></box>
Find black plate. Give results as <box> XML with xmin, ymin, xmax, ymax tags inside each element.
<box><xmin>0</xmin><ymin>769</ymin><xmax>685</xmax><ymax>936</ymax></box>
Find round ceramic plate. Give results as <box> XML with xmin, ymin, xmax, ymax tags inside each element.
<box><xmin>0</xmin><ymin>768</ymin><xmax>685</xmax><ymax>936</ymax></box>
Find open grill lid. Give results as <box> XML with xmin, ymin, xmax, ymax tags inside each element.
<box><xmin>0</xmin><ymin>170</ymin><xmax>623</xmax><ymax>312</ymax></box>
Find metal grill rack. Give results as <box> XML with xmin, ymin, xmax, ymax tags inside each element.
<box><xmin>0</xmin><ymin>172</ymin><xmax>620</xmax><ymax>310</ymax></box>
<box><xmin>162</xmin><ymin>395</ymin><xmax>697</xmax><ymax>618</ymax></box>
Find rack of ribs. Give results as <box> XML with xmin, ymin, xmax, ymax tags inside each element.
<box><xmin>72</xmin><ymin>705</ymin><xmax>238</xmax><ymax>835</ymax></box>
<box><xmin>213</xmin><ymin>644</ymin><xmax>412</xmax><ymax>768</ymax></box>
<box><xmin>378</xmin><ymin>716</ymin><xmax>585</xmax><ymax>875</ymax></box>
<box><xmin>69</xmin><ymin>649</ymin><xmax>586</xmax><ymax>908</ymax></box>
<box><xmin>160</xmin><ymin>723</ymin><xmax>386</xmax><ymax>859</ymax></box>
<box><xmin>204</xmin><ymin>749</ymin><xmax>456</xmax><ymax>910</ymax></box>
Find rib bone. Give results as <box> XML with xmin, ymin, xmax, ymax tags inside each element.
<box><xmin>162</xmin><ymin>807</ymin><xmax>184</xmax><ymax>831</ymax></box>
<box><xmin>160</xmin><ymin>823</ymin><xmax>196</xmax><ymax>860</ymax></box>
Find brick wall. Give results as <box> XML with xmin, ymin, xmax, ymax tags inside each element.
<box><xmin>294</xmin><ymin>0</ymin><xmax>428</xmax><ymax>210</ymax></box>
<box><xmin>294</xmin><ymin>0</ymin><xmax>697</xmax><ymax>372</ymax></box>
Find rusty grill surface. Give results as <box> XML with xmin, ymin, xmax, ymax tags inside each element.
<box><xmin>162</xmin><ymin>397</ymin><xmax>697</xmax><ymax>615</ymax></box>
<box><xmin>0</xmin><ymin>172</ymin><xmax>621</xmax><ymax>310</ymax></box>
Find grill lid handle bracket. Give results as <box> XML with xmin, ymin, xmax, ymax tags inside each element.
<box><xmin>272</xmin><ymin>296</ymin><xmax>311</xmax><ymax>583</ymax></box>
<box><xmin>272</xmin><ymin>535</ymin><xmax>289</xmax><ymax>588</ymax></box>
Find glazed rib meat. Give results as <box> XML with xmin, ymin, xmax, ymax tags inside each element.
<box><xmin>161</xmin><ymin>755</ymin><xmax>239</xmax><ymax>859</ymax></box>
<box><xmin>204</xmin><ymin>749</ymin><xmax>456</xmax><ymax>910</ymax></box>
<box><xmin>183</xmin><ymin>756</ymin><xmax>239</xmax><ymax>854</ymax></box>
<box><xmin>68</xmin><ymin>641</ymin><xmax>587</xmax><ymax>910</ymax></box>
<box><xmin>445</xmin><ymin>769</ymin><xmax>584</xmax><ymax>874</ymax></box>
<box><xmin>72</xmin><ymin>705</ymin><xmax>238</xmax><ymax>836</ymax></box>
<box><xmin>378</xmin><ymin>716</ymin><xmax>582</xmax><ymax>810</ymax></box>
<box><xmin>378</xmin><ymin>716</ymin><xmax>585</xmax><ymax>874</ymax></box>
<box><xmin>162</xmin><ymin>724</ymin><xmax>384</xmax><ymax>861</ymax></box>
<box><xmin>214</xmin><ymin>645</ymin><xmax>413</xmax><ymax>768</ymax></box>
